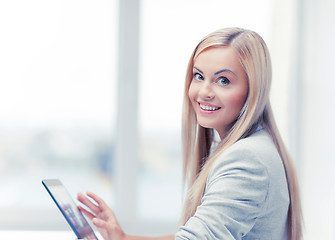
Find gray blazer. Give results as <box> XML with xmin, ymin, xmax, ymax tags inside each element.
<box><xmin>175</xmin><ymin>128</ymin><xmax>289</xmax><ymax>240</ymax></box>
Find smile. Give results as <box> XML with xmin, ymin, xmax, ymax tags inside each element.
<box><xmin>199</xmin><ymin>103</ymin><xmax>221</xmax><ymax>111</ymax></box>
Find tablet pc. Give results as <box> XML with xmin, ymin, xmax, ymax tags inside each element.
<box><xmin>42</xmin><ymin>179</ymin><xmax>99</xmax><ymax>240</ymax></box>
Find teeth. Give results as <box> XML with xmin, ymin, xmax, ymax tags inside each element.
<box><xmin>200</xmin><ymin>104</ymin><xmax>219</xmax><ymax>111</ymax></box>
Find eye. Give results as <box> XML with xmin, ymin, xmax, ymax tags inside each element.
<box><xmin>193</xmin><ymin>73</ymin><xmax>204</xmax><ymax>81</ymax></box>
<box><xmin>217</xmin><ymin>77</ymin><xmax>230</xmax><ymax>86</ymax></box>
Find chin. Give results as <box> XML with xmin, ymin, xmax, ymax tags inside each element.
<box><xmin>197</xmin><ymin>122</ymin><xmax>215</xmax><ymax>130</ymax></box>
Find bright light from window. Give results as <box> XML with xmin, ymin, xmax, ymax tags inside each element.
<box><xmin>0</xmin><ymin>0</ymin><xmax>117</xmax><ymax>229</ymax></box>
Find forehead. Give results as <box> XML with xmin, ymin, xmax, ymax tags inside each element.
<box><xmin>193</xmin><ymin>46</ymin><xmax>242</xmax><ymax>73</ymax></box>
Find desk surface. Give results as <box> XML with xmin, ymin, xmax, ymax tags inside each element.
<box><xmin>0</xmin><ymin>230</ymin><xmax>102</xmax><ymax>239</ymax></box>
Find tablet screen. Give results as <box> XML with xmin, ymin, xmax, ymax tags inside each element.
<box><xmin>42</xmin><ymin>179</ymin><xmax>98</xmax><ymax>240</ymax></box>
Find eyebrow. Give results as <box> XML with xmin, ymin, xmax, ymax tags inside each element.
<box><xmin>193</xmin><ymin>66</ymin><xmax>236</xmax><ymax>76</ymax></box>
<box><xmin>193</xmin><ymin>66</ymin><xmax>203</xmax><ymax>74</ymax></box>
<box><xmin>214</xmin><ymin>69</ymin><xmax>236</xmax><ymax>76</ymax></box>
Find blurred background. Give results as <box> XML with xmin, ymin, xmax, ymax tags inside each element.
<box><xmin>0</xmin><ymin>0</ymin><xmax>334</xmax><ymax>239</ymax></box>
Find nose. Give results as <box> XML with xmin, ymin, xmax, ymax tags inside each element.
<box><xmin>199</xmin><ymin>81</ymin><xmax>215</xmax><ymax>100</ymax></box>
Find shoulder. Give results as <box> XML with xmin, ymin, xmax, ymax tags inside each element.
<box><xmin>207</xmin><ymin>129</ymin><xmax>283</xmax><ymax>190</ymax></box>
<box><xmin>226</xmin><ymin>129</ymin><xmax>278</xmax><ymax>161</ymax></box>
<box><xmin>214</xmin><ymin>129</ymin><xmax>281</xmax><ymax>170</ymax></box>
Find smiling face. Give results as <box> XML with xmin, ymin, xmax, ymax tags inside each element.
<box><xmin>188</xmin><ymin>46</ymin><xmax>249</xmax><ymax>139</ymax></box>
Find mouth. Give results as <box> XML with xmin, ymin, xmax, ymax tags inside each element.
<box><xmin>199</xmin><ymin>103</ymin><xmax>221</xmax><ymax>111</ymax></box>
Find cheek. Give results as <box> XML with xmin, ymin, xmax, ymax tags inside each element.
<box><xmin>227</xmin><ymin>91</ymin><xmax>248</xmax><ymax>112</ymax></box>
<box><xmin>188</xmin><ymin>84</ymin><xmax>196</xmax><ymax>112</ymax></box>
<box><xmin>188</xmin><ymin>82</ymin><xmax>196</xmax><ymax>101</ymax></box>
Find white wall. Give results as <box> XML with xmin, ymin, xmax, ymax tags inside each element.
<box><xmin>296</xmin><ymin>0</ymin><xmax>335</xmax><ymax>238</ymax></box>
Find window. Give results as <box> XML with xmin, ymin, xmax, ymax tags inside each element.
<box><xmin>0</xmin><ymin>0</ymin><xmax>117</xmax><ymax>229</ymax></box>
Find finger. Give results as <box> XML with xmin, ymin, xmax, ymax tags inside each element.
<box><xmin>77</xmin><ymin>192</ymin><xmax>100</xmax><ymax>214</ymax></box>
<box><xmin>92</xmin><ymin>217</ymin><xmax>108</xmax><ymax>229</ymax></box>
<box><xmin>92</xmin><ymin>217</ymin><xmax>124</xmax><ymax>238</ymax></box>
<box><xmin>78</xmin><ymin>205</ymin><xmax>96</xmax><ymax>221</ymax></box>
<box><xmin>86</xmin><ymin>192</ymin><xmax>110</xmax><ymax>212</ymax></box>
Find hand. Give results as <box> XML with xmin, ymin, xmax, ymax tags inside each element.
<box><xmin>77</xmin><ymin>192</ymin><xmax>126</xmax><ymax>240</ymax></box>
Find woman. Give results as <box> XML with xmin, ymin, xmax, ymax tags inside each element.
<box><xmin>77</xmin><ymin>27</ymin><xmax>302</xmax><ymax>240</ymax></box>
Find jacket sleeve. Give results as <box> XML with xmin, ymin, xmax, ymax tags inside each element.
<box><xmin>175</xmin><ymin>146</ymin><xmax>270</xmax><ymax>240</ymax></box>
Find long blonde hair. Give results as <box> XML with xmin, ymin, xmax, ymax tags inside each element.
<box><xmin>181</xmin><ymin>28</ymin><xmax>302</xmax><ymax>240</ymax></box>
